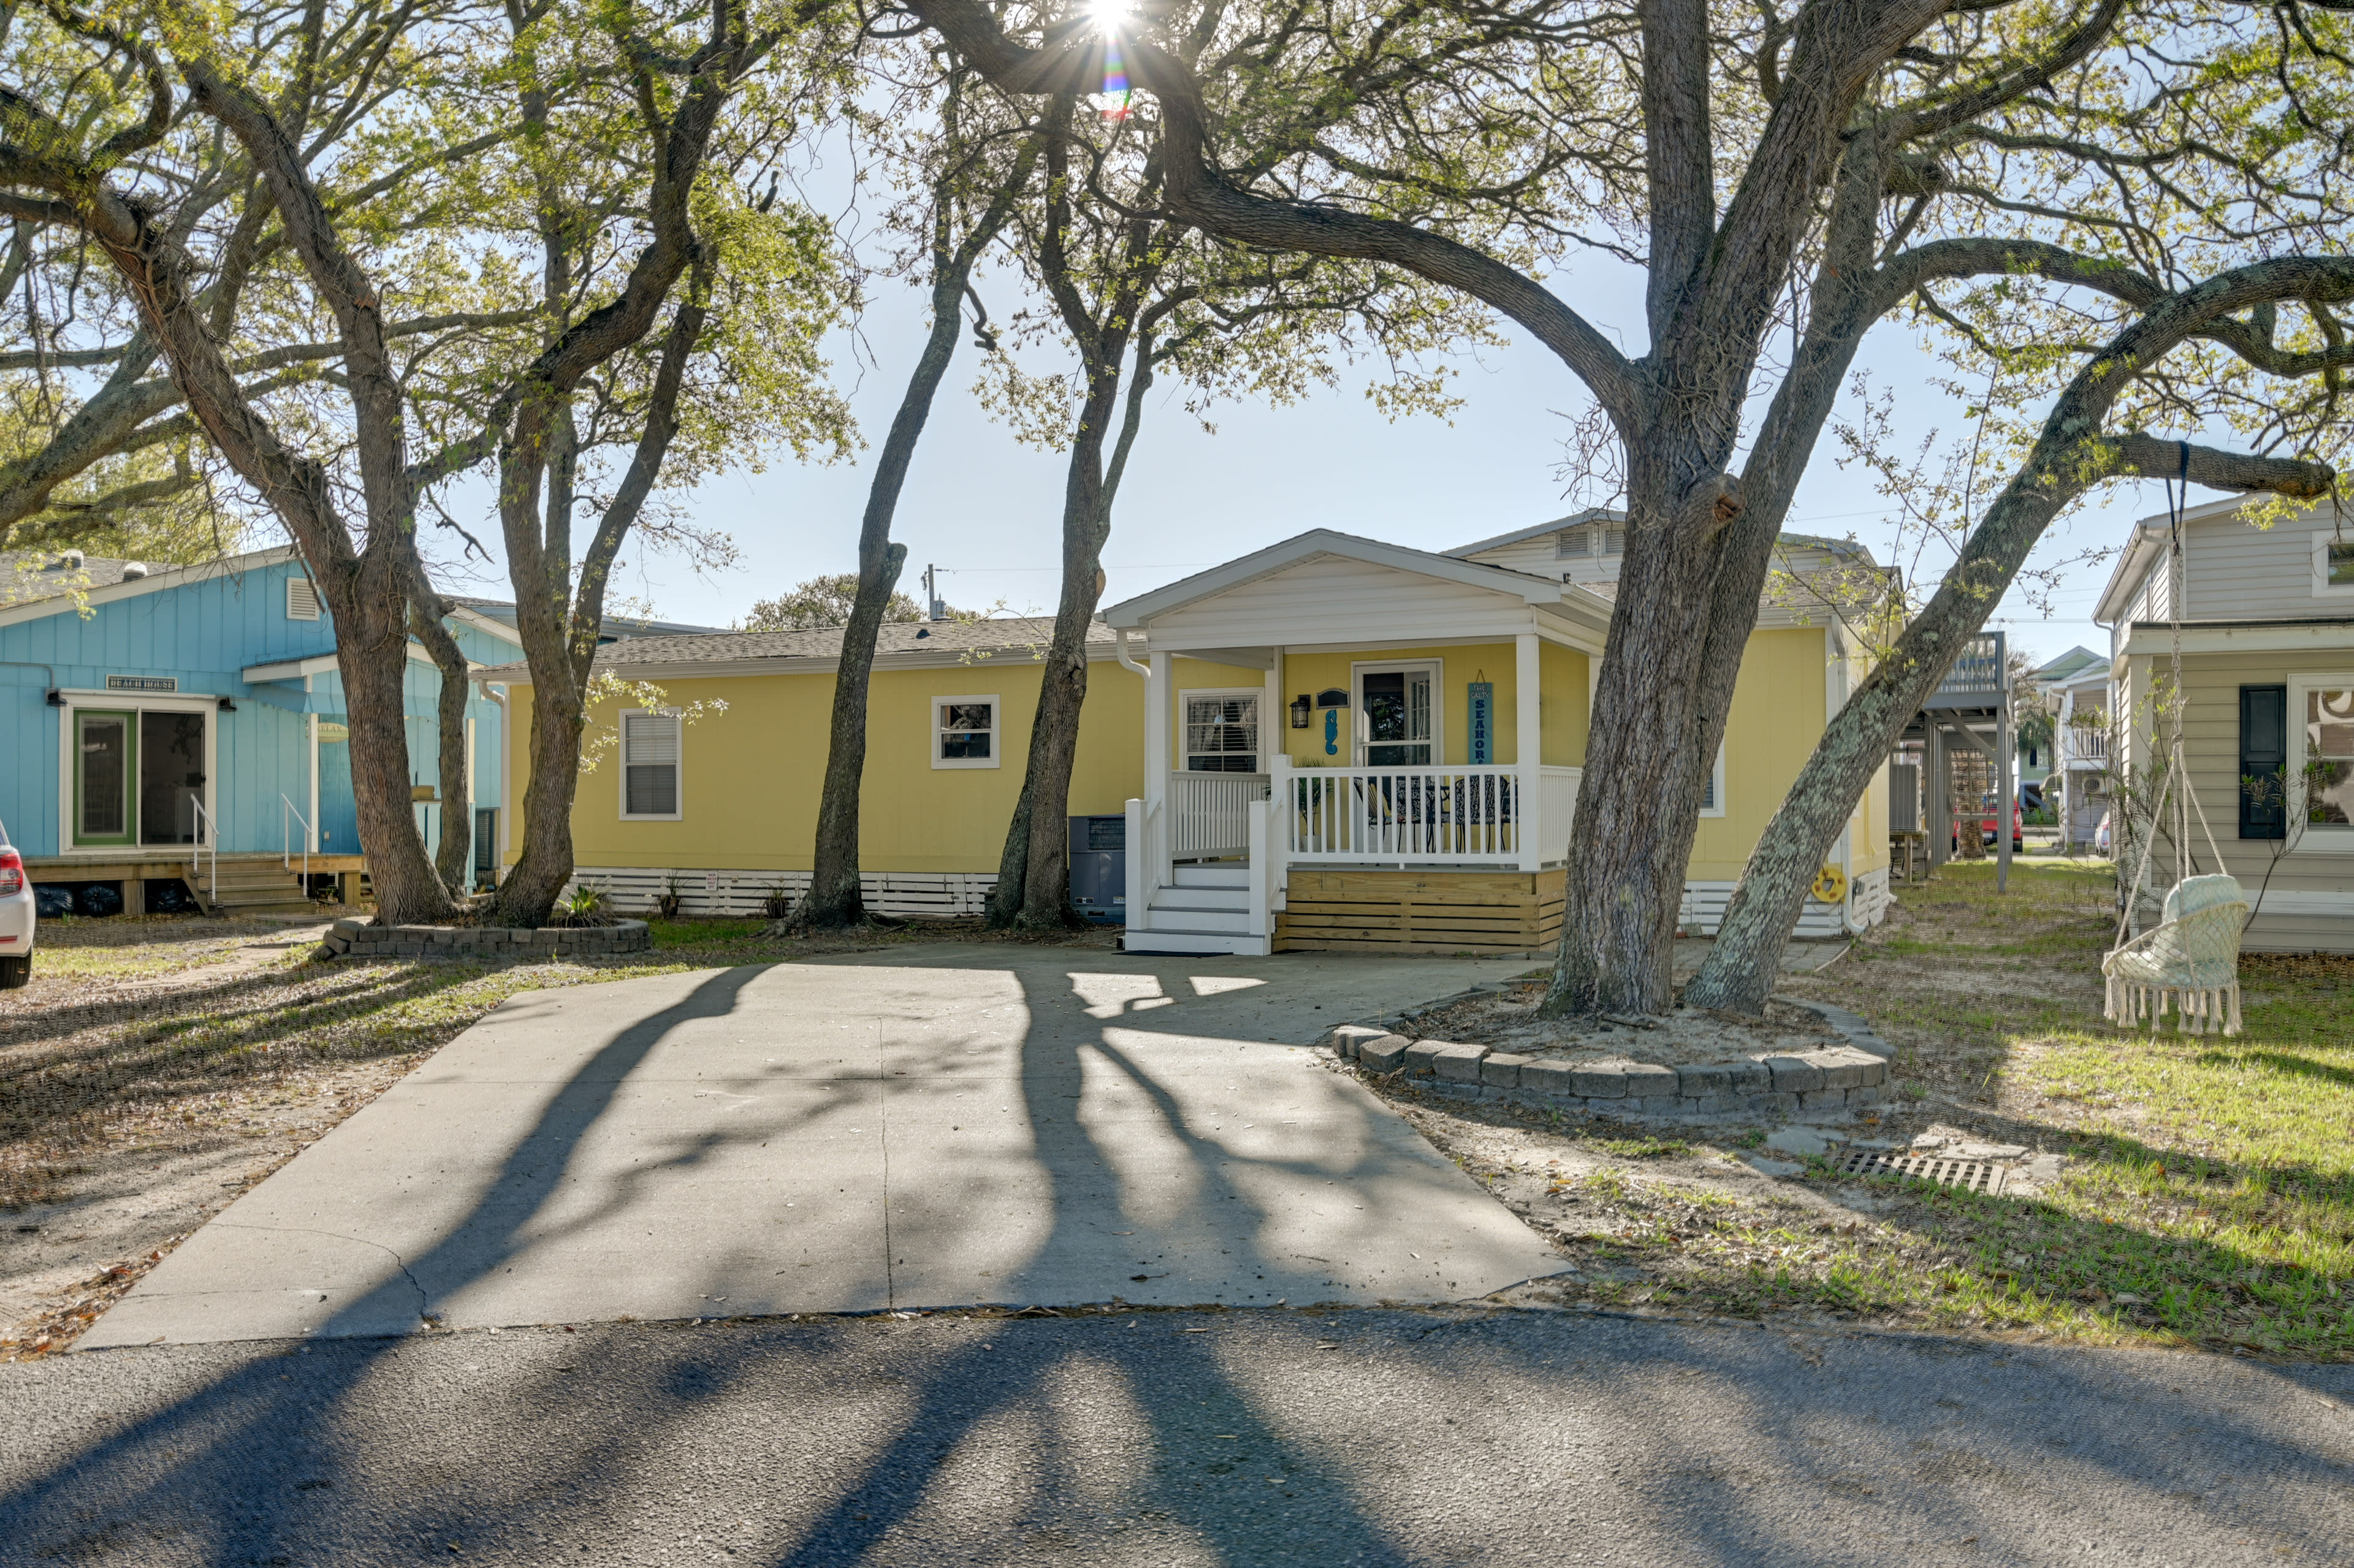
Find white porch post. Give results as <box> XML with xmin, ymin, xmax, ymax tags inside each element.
<box><xmin>1124</xmin><ymin>797</ymin><xmax>1146</xmax><ymax>934</ymax></box>
<box><xmin>1146</xmin><ymin>650</ymin><xmax>1172</xmax><ymax>897</ymax></box>
<box><xmin>1516</xmin><ymin>631</ymin><xmax>1542</xmax><ymax>871</ymax></box>
<box><xmin>1263</xmin><ymin>649</ymin><xmax>1282</xmax><ymax>772</ymax></box>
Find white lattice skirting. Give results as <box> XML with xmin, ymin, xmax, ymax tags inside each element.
<box><xmin>560</xmin><ymin>867</ymin><xmax>997</xmax><ymax>920</ymax></box>
<box><xmin>1679</xmin><ymin>870</ymin><xmax>1889</xmax><ymax>939</ymax></box>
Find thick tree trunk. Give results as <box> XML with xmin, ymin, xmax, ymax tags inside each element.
<box><xmin>797</xmin><ymin>264</ymin><xmax>979</xmax><ymax>927</ymax></box>
<box><xmin>1544</xmin><ymin>465</ymin><xmax>1729</xmax><ymax>1014</ymax></box>
<box><xmin>989</xmin><ymin>497</ymin><xmax>1108</xmax><ymax>928</ymax></box>
<box><xmin>410</xmin><ymin>601</ymin><xmax>473</xmax><ymax>894</ymax></box>
<box><xmin>501</xmin><ymin>679</ymin><xmax>585</xmax><ymax>922</ymax></box>
<box><xmin>319</xmin><ymin>561</ymin><xmax>455</xmax><ymax>923</ymax></box>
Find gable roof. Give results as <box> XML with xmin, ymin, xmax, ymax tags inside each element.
<box><xmin>2092</xmin><ymin>493</ymin><xmax>2268</xmax><ymax>624</ymax></box>
<box><xmin>0</xmin><ymin>544</ymin><xmax>305</xmax><ymax>628</ymax></box>
<box><xmin>1102</xmin><ymin>528</ymin><xmax>1606</xmax><ymax>631</ymax></box>
<box><xmin>473</xmin><ymin>615</ymin><xmax>1122</xmax><ymax>683</ymax></box>
<box><xmin>445</xmin><ymin>595</ymin><xmax>719</xmax><ymax>640</ymax></box>
<box><xmin>1445</xmin><ymin>509</ymin><xmax>1625</xmax><ymax>558</ymax></box>
<box><xmin>0</xmin><ymin>546</ymin><xmax>528</xmax><ymax>649</ymax></box>
<box><xmin>2032</xmin><ymin>645</ymin><xmax>2106</xmax><ymax>685</ymax></box>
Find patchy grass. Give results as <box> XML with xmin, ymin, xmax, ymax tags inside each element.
<box><xmin>1392</xmin><ymin>858</ymin><xmax>2354</xmax><ymax>1360</ymax></box>
<box><xmin>0</xmin><ymin>912</ymin><xmax>1111</xmax><ymax>1355</ymax></box>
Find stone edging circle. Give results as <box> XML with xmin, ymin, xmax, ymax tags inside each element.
<box><xmin>1326</xmin><ymin>992</ymin><xmax>1897</xmax><ymax>1124</ymax></box>
<box><xmin>318</xmin><ymin>918</ymin><xmax>652</xmax><ymax>962</ymax></box>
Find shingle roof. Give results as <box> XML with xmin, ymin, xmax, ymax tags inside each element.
<box><xmin>473</xmin><ymin>615</ymin><xmax>1122</xmax><ymax>680</ymax></box>
<box><xmin>1</xmin><ymin>550</ymin><xmax>167</xmax><ymax>603</ymax></box>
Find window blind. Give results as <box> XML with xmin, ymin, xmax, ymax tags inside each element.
<box><xmin>623</xmin><ymin>711</ymin><xmax>680</xmax><ymax>815</ymax></box>
<box><xmin>1184</xmin><ymin>695</ymin><xmax>1258</xmax><ymax>772</ymax></box>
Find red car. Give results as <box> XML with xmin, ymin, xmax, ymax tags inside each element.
<box><xmin>1954</xmin><ymin>793</ymin><xmax>2024</xmax><ymax>853</ymax></box>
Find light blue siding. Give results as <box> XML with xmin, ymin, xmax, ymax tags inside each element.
<box><xmin>0</xmin><ymin>551</ymin><xmax>519</xmax><ymax>859</ymax></box>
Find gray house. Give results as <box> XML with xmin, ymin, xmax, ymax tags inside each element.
<box><xmin>2093</xmin><ymin>498</ymin><xmax>2354</xmax><ymax>952</ymax></box>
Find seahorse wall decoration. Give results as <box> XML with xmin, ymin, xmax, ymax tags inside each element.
<box><xmin>1324</xmin><ymin>707</ymin><xmax>1339</xmax><ymax>756</ymax></box>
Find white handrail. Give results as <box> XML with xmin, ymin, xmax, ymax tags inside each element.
<box><xmin>189</xmin><ymin>799</ymin><xmax>217</xmax><ymax>907</ymax></box>
<box><xmin>282</xmin><ymin>793</ymin><xmax>312</xmax><ymax>891</ymax></box>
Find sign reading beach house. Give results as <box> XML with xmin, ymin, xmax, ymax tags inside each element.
<box><xmin>104</xmin><ymin>674</ymin><xmax>177</xmax><ymax>693</ymax></box>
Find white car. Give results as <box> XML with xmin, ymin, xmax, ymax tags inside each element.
<box><xmin>0</xmin><ymin>817</ymin><xmax>32</xmax><ymax>988</ymax></box>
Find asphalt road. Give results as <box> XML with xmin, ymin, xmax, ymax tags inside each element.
<box><xmin>5</xmin><ymin>1309</ymin><xmax>2349</xmax><ymax>1567</ymax></box>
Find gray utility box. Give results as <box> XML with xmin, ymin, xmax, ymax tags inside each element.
<box><xmin>1068</xmin><ymin>815</ymin><xmax>1127</xmax><ymax>926</ymax></box>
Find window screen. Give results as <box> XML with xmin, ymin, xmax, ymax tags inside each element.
<box><xmin>286</xmin><ymin>576</ymin><xmax>321</xmax><ymax>620</ymax></box>
<box><xmin>1184</xmin><ymin>695</ymin><xmax>1258</xmax><ymax>772</ymax></box>
<box><xmin>622</xmin><ymin>710</ymin><xmax>680</xmax><ymax>816</ymax></box>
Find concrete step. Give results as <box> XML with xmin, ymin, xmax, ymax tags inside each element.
<box><xmin>1121</xmin><ymin>928</ymin><xmax>1271</xmax><ymax>957</ymax></box>
<box><xmin>1150</xmin><ymin>885</ymin><xmax>1251</xmax><ymax>912</ymax></box>
<box><xmin>1171</xmin><ymin>864</ymin><xmax>1249</xmax><ymax>888</ymax></box>
<box><xmin>1143</xmin><ymin>904</ymin><xmax>1251</xmax><ymax>934</ymax></box>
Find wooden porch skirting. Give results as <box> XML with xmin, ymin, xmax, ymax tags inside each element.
<box><xmin>1276</xmin><ymin>867</ymin><xmax>1563</xmax><ymax>957</ymax></box>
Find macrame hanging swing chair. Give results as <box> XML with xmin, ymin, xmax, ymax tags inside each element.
<box><xmin>2101</xmin><ymin>445</ymin><xmax>2249</xmax><ymax>1036</ymax></box>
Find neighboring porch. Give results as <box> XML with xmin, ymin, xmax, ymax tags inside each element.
<box><xmin>1103</xmin><ymin>531</ymin><xmax>1610</xmax><ymax>957</ymax></box>
<box><xmin>26</xmin><ymin>850</ymin><xmax>367</xmax><ymax>915</ymax></box>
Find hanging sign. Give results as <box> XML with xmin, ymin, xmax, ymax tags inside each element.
<box><xmin>105</xmin><ymin>674</ymin><xmax>177</xmax><ymax>693</ymax></box>
<box><xmin>1468</xmin><ymin>682</ymin><xmax>1495</xmax><ymax>764</ymax></box>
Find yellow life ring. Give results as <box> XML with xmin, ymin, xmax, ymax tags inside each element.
<box><xmin>1811</xmin><ymin>864</ymin><xmax>1849</xmax><ymax>905</ymax></box>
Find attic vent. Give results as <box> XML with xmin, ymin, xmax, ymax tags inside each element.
<box><xmin>1601</xmin><ymin>525</ymin><xmax>1626</xmax><ymax>554</ymax></box>
<box><xmin>58</xmin><ymin>549</ymin><xmax>85</xmax><ymax>569</ymax></box>
<box><xmin>1556</xmin><ymin>525</ymin><xmax>1596</xmax><ymax>558</ymax></box>
<box><xmin>120</xmin><ymin>561</ymin><xmax>149</xmax><ymax>579</ymax></box>
<box><xmin>286</xmin><ymin>576</ymin><xmax>321</xmax><ymax>621</ymax></box>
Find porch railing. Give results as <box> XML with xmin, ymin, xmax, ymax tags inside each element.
<box><xmin>282</xmin><ymin>794</ymin><xmax>312</xmax><ymax>888</ymax></box>
<box><xmin>2065</xmin><ymin>728</ymin><xmax>2108</xmax><ymax>765</ymax></box>
<box><xmin>1168</xmin><ymin>771</ymin><xmax>1270</xmax><ymax>861</ymax></box>
<box><xmin>1283</xmin><ymin>764</ymin><xmax>1536</xmax><ymax>864</ymax></box>
<box><xmin>189</xmin><ymin>799</ymin><xmax>216</xmax><ymax>905</ymax></box>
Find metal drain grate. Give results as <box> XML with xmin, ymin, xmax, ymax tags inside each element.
<box><xmin>1830</xmin><ymin>1146</ymin><xmax>2009</xmax><ymax>1194</ymax></box>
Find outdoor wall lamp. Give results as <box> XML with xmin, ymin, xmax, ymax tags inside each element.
<box><xmin>217</xmin><ymin>696</ymin><xmax>237</xmax><ymax>712</ymax></box>
<box><xmin>1290</xmin><ymin>693</ymin><xmax>1312</xmax><ymax>728</ymax></box>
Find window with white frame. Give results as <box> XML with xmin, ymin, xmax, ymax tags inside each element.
<box><xmin>1183</xmin><ymin>691</ymin><xmax>1259</xmax><ymax>772</ymax></box>
<box><xmin>286</xmin><ymin>576</ymin><xmax>321</xmax><ymax>620</ymax></box>
<box><xmin>1699</xmin><ymin>740</ymin><xmax>1727</xmax><ymax>816</ymax></box>
<box><xmin>2312</xmin><ymin>531</ymin><xmax>2354</xmax><ymax>598</ymax></box>
<box><xmin>933</xmin><ymin>695</ymin><xmax>1000</xmax><ymax>769</ymax></box>
<box><xmin>620</xmin><ymin>709</ymin><xmax>682</xmax><ymax>818</ymax></box>
<box><xmin>2292</xmin><ymin>675</ymin><xmax>2354</xmax><ymax>849</ymax></box>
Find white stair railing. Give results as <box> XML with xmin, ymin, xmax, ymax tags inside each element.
<box><xmin>189</xmin><ymin>799</ymin><xmax>217</xmax><ymax>906</ymax></box>
<box><xmin>282</xmin><ymin>794</ymin><xmax>312</xmax><ymax>891</ymax></box>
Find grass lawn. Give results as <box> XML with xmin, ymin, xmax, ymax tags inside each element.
<box><xmin>1401</xmin><ymin>857</ymin><xmax>2354</xmax><ymax>1360</ymax></box>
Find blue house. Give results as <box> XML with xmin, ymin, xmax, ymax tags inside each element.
<box><xmin>0</xmin><ymin>545</ymin><xmax>520</xmax><ymax>914</ymax></box>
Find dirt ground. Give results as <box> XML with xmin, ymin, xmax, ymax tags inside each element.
<box><xmin>1395</xmin><ymin>984</ymin><xmax>1843</xmax><ymax>1069</ymax></box>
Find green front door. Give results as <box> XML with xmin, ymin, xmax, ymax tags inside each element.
<box><xmin>74</xmin><ymin>709</ymin><xmax>137</xmax><ymax>846</ymax></box>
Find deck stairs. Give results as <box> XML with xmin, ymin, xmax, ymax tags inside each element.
<box><xmin>1124</xmin><ymin>863</ymin><xmax>1270</xmax><ymax>957</ymax></box>
<box><xmin>196</xmin><ymin>860</ymin><xmax>322</xmax><ymax>918</ymax></box>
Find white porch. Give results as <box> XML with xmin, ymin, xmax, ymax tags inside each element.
<box><xmin>1103</xmin><ymin>533</ymin><xmax>1612</xmax><ymax>957</ymax></box>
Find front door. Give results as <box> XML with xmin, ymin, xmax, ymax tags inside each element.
<box><xmin>140</xmin><ymin>711</ymin><xmax>207</xmax><ymax>844</ymax></box>
<box><xmin>1357</xmin><ymin>666</ymin><xmax>1435</xmax><ymax>766</ymax></box>
<box><xmin>74</xmin><ymin>710</ymin><xmax>136</xmax><ymax>846</ymax></box>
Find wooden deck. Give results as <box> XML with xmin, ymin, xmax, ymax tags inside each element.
<box><xmin>1276</xmin><ymin>867</ymin><xmax>1564</xmax><ymax>957</ymax></box>
<box><xmin>25</xmin><ymin>851</ymin><xmax>369</xmax><ymax>915</ymax></box>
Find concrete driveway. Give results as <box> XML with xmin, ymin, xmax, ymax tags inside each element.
<box><xmin>85</xmin><ymin>945</ymin><xmax>1561</xmax><ymax>1347</ymax></box>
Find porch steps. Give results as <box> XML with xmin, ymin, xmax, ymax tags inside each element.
<box><xmin>1124</xmin><ymin>863</ymin><xmax>1271</xmax><ymax>957</ymax></box>
<box><xmin>195</xmin><ymin>862</ymin><xmax>321</xmax><ymax>917</ymax></box>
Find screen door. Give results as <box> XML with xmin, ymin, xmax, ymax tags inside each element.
<box><xmin>1358</xmin><ymin>668</ymin><xmax>1434</xmax><ymax>766</ymax></box>
<box><xmin>75</xmin><ymin>710</ymin><xmax>135</xmax><ymax>845</ymax></box>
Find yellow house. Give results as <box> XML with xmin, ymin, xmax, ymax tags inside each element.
<box><xmin>488</xmin><ymin>522</ymin><xmax>1891</xmax><ymax>954</ymax></box>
